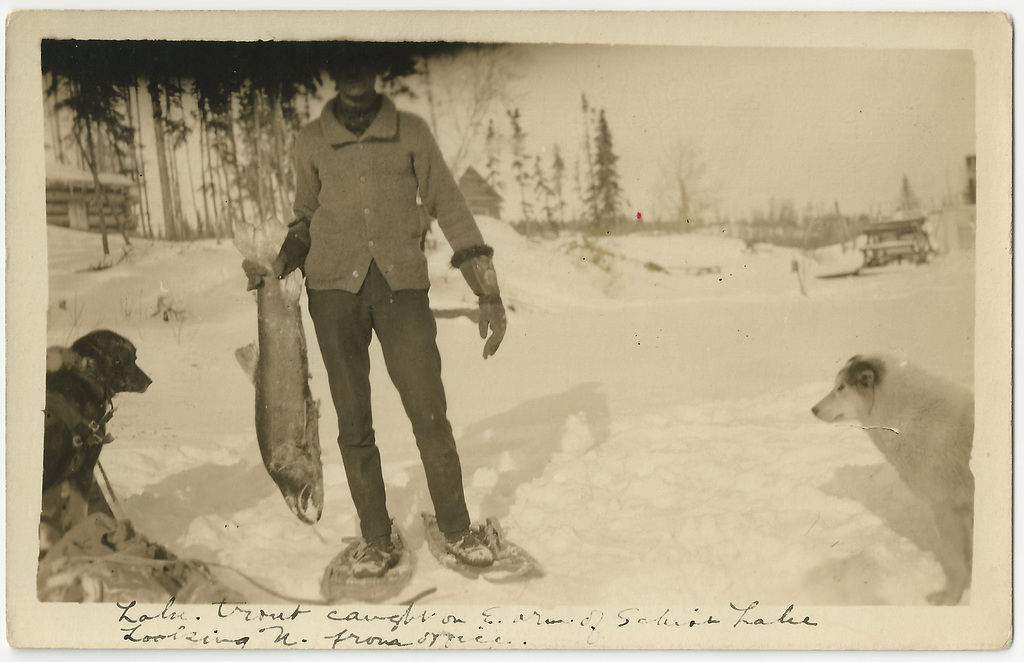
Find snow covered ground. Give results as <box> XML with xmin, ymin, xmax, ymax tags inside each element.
<box><xmin>43</xmin><ymin>217</ymin><xmax>975</xmax><ymax>607</ymax></box>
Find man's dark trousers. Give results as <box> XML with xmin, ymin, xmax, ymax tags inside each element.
<box><xmin>306</xmin><ymin>261</ymin><xmax>472</xmax><ymax>539</ymax></box>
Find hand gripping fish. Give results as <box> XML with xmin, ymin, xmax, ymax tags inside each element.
<box><xmin>233</xmin><ymin>217</ymin><xmax>324</xmax><ymax>524</ymax></box>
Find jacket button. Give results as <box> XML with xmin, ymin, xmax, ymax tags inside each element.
<box><xmin>364</xmin><ymin>208</ymin><xmax>371</xmax><ymax>215</ymax></box>
<box><xmin>368</xmin><ymin>240</ymin><xmax>374</xmax><ymax>247</ymax></box>
<box><xmin>359</xmin><ymin>176</ymin><xmax>366</xmax><ymax>182</ymax></box>
<box><xmin>352</xmin><ymin>270</ymin><xmax>359</xmax><ymax>278</ymax></box>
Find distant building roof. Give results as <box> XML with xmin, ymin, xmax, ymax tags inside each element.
<box><xmin>459</xmin><ymin>166</ymin><xmax>503</xmax><ymax>203</ymax></box>
<box><xmin>45</xmin><ymin>160</ymin><xmax>136</xmax><ymax>188</ymax></box>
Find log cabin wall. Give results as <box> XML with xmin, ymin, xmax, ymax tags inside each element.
<box><xmin>45</xmin><ymin>177</ymin><xmax>140</xmax><ymax>233</ymax></box>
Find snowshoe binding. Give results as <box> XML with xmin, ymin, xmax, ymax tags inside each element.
<box><xmin>321</xmin><ymin>526</ymin><xmax>413</xmax><ymax>603</ymax></box>
<box><xmin>422</xmin><ymin>513</ymin><xmax>543</xmax><ymax>583</ymax></box>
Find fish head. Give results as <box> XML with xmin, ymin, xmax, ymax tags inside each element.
<box><xmin>284</xmin><ymin>482</ymin><xmax>324</xmax><ymax>524</ymax></box>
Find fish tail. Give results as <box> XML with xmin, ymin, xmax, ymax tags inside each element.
<box><xmin>235</xmin><ymin>341</ymin><xmax>259</xmax><ymax>384</ymax></box>
<box><xmin>232</xmin><ymin>216</ymin><xmax>289</xmax><ymax>268</ymax></box>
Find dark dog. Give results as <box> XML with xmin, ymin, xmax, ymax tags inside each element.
<box><xmin>41</xmin><ymin>330</ymin><xmax>151</xmax><ymax>554</ymax></box>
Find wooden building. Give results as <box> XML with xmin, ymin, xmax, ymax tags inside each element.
<box><xmin>45</xmin><ymin>161</ymin><xmax>140</xmax><ymax>233</ymax></box>
<box><xmin>458</xmin><ymin>166</ymin><xmax>503</xmax><ymax>219</ymax></box>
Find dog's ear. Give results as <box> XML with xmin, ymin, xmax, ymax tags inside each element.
<box><xmin>856</xmin><ymin>368</ymin><xmax>875</xmax><ymax>389</ymax></box>
<box><xmin>846</xmin><ymin>356</ymin><xmax>883</xmax><ymax>390</ymax></box>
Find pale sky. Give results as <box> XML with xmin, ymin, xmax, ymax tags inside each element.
<box><xmin>404</xmin><ymin>44</ymin><xmax>976</xmax><ymax>221</ymax></box>
<box><xmin>45</xmin><ymin>42</ymin><xmax>975</xmax><ymax>229</ymax></box>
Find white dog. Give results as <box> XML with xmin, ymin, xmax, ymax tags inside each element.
<box><xmin>812</xmin><ymin>354</ymin><xmax>974</xmax><ymax>605</ymax></box>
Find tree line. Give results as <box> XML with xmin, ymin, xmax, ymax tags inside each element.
<box><xmin>495</xmin><ymin>93</ymin><xmax>627</xmax><ymax>236</ymax></box>
<box><xmin>41</xmin><ymin>40</ymin><xmax>473</xmax><ymax>254</ymax></box>
<box><xmin>42</xmin><ymin>39</ymin><xmax>648</xmax><ymax>253</ymax></box>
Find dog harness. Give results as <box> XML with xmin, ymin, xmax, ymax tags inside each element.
<box><xmin>45</xmin><ymin>391</ymin><xmax>116</xmax><ymax>474</ymax></box>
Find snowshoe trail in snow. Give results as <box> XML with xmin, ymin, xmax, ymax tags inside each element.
<box><xmin>422</xmin><ymin>513</ymin><xmax>544</xmax><ymax>583</ymax></box>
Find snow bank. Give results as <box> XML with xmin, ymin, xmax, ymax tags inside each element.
<box><xmin>43</xmin><ymin>223</ymin><xmax>975</xmax><ymax>606</ymax></box>
<box><xmin>426</xmin><ymin>215</ymin><xmax>609</xmax><ymax>312</ymax></box>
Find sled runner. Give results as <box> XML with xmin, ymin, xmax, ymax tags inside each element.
<box><xmin>422</xmin><ymin>513</ymin><xmax>543</xmax><ymax>583</ymax></box>
<box><xmin>320</xmin><ymin>527</ymin><xmax>413</xmax><ymax>603</ymax></box>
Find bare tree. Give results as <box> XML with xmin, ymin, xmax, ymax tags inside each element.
<box><xmin>657</xmin><ymin>141</ymin><xmax>716</xmax><ymax>226</ymax></box>
<box><xmin>419</xmin><ymin>45</ymin><xmax>521</xmax><ymax>176</ymax></box>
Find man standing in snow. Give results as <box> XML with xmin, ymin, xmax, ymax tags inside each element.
<box><xmin>244</xmin><ymin>57</ymin><xmax>506</xmax><ymax>579</ymax></box>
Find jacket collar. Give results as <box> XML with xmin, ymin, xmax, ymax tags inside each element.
<box><xmin>321</xmin><ymin>95</ymin><xmax>397</xmax><ymax>146</ymax></box>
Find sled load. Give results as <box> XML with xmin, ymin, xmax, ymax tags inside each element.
<box><xmin>37</xmin><ymin>513</ymin><xmax>243</xmax><ymax>604</ymax></box>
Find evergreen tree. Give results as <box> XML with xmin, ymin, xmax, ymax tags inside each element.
<box><xmin>44</xmin><ymin>53</ymin><xmax>137</xmax><ymax>256</ymax></box>
<box><xmin>580</xmin><ymin>93</ymin><xmax>599</xmax><ymax>223</ymax></box>
<box><xmin>532</xmin><ymin>154</ymin><xmax>556</xmax><ymax>223</ymax></box>
<box><xmin>588</xmin><ymin>108</ymin><xmax>623</xmax><ymax>227</ymax></box>
<box><xmin>41</xmin><ymin>40</ymin><xmax>481</xmax><ymax>245</ymax></box>
<box><xmin>507</xmin><ymin>107</ymin><xmax>533</xmax><ymax>222</ymax></box>
<box><xmin>551</xmin><ymin>144</ymin><xmax>566</xmax><ymax>223</ymax></box>
<box><xmin>898</xmin><ymin>174</ymin><xmax>920</xmax><ymax>212</ymax></box>
<box><xmin>484</xmin><ymin>119</ymin><xmax>503</xmax><ymax>192</ymax></box>
<box><xmin>571</xmin><ymin>157</ymin><xmax>583</xmax><ymax>224</ymax></box>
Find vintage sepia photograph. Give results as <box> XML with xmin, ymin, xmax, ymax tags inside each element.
<box><xmin>5</xmin><ymin>10</ymin><xmax>1012</xmax><ymax>650</ymax></box>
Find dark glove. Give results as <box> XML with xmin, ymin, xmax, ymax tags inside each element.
<box><xmin>477</xmin><ymin>294</ymin><xmax>507</xmax><ymax>359</ymax></box>
<box><xmin>242</xmin><ymin>218</ymin><xmax>311</xmax><ymax>291</ymax></box>
<box><xmin>278</xmin><ymin>217</ymin><xmax>312</xmax><ymax>277</ymax></box>
<box><xmin>241</xmin><ymin>257</ymin><xmax>283</xmax><ymax>291</ymax></box>
<box><xmin>453</xmin><ymin>246</ymin><xmax>506</xmax><ymax>359</ymax></box>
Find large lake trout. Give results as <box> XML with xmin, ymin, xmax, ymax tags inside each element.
<box><xmin>234</xmin><ymin>217</ymin><xmax>324</xmax><ymax>524</ymax></box>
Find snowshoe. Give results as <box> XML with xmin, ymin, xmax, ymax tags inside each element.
<box><xmin>422</xmin><ymin>513</ymin><xmax>543</xmax><ymax>583</ymax></box>
<box><xmin>321</xmin><ymin>526</ymin><xmax>413</xmax><ymax>603</ymax></box>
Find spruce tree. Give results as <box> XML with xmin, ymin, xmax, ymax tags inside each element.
<box><xmin>551</xmin><ymin>145</ymin><xmax>566</xmax><ymax>223</ymax></box>
<box><xmin>484</xmin><ymin>119</ymin><xmax>502</xmax><ymax>191</ymax></box>
<box><xmin>507</xmin><ymin>107</ymin><xmax>533</xmax><ymax>222</ymax></box>
<box><xmin>898</xmin><ymin>174</ymin><xmax>920</xmax><ymax>213</ymax></box>
<box><xmin>589</xmin><ymin>108</ymin><xmax>623</xmax><ymax>227</ymax></box>
<box><xmin>580</xmin><ymin>94</ymin><xmax>599</xmax><ymax>223</ymax></box>
<box><xmin>533</xmin><ymin>154</ymin><xmax>556</xmax><ymax>223</ymax></box>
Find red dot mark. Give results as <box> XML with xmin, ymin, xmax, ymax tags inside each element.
<box><xmin>636</xmin><ymin>211</ymin><xmax>643</xmax><ymax>221</ymax></box>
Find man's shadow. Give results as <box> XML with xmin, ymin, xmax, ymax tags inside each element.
<box><xmin>386</xmin><ymin>382</ymin><xmax>611</xmax><ymax>542</ymax></box>
<box><xmin>802</xmin><ymin>462</ymin><xmax>940</xmax><ymax>604</ymax></box>
<box><xmin>118</xmin><ymin>460</ymin><xmax>278</xmax><ymax>554</ymax></box>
